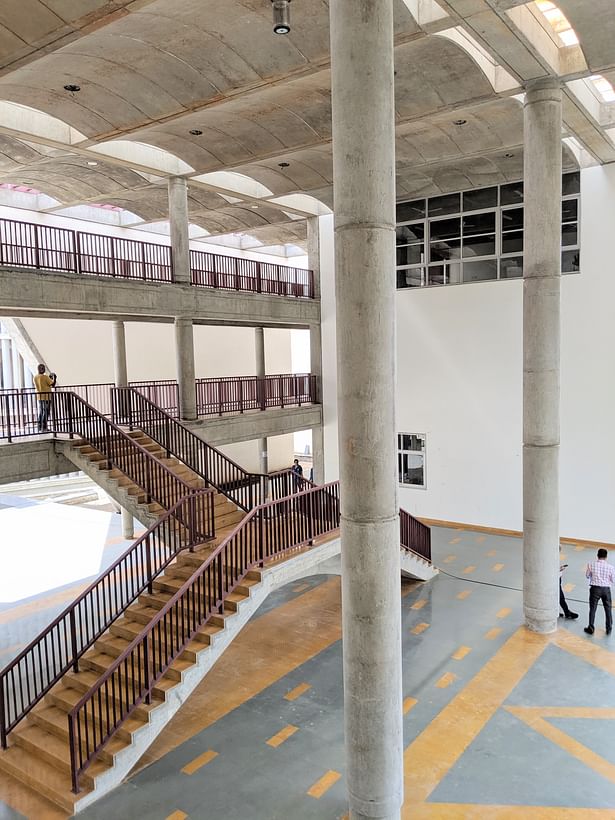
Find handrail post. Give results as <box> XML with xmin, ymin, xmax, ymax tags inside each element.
<box><xmin>0</xmin><ymin>678</ymin><xmax>7</xmax><ymax>750</ymax></box>
<box><xmin>238</xmin><ymin>379</ymin><xmax>243</xmax><ymax>414</ymax></box>
<box><xmin>256</xmin><ymin>261</ymin><xmax>262</xmax><ymax>293</ymax></box>
<box><xmin>67</xmin><ymin>392</ymin><xmax>74</xmax><ymax>439</ymax></box>
<box><xmin>279</xmin><ymin>374</ymin><xmax>284</xmax><ymax>408</ymax></box>
<box><xmin>68</xmin><ymin>713</ymin><xmax>80</xmax><ymax>794</ymax></box>
<box><xmin>4</xmin><ymin>394</ymin><xmax>11</xmax><ymax>443</ymax></box>
<box><xmin>146</xmin><ymin>534</ymin><xmax>153</xmax><ymax>594</ymax></box>
<box><xmin>144</xmin><ymin>632</ymin><xmax>151</xmax><ymax>705</ymax></box>
<box><xmin>189</xmin><ymin>492</ymin><xmax>196</xmax><ymax>549</ymax></box>
<box><xmin>69</xmin><ymin>609</ymin><xmax>79</xmax><ymax>672</ymax></box>
<box><xmin>73</xmin><ymin>230</ymin><xmax>81</xmax><ymax>274</ymax></box>
<box><xmin>33</xmin><ymin>223</ymin><xmax>40</xmax><ymax>269</ymax></box>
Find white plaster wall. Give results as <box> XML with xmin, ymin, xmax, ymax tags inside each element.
<box><xmin>217</xmin><ymin>434</ymin><xmax>295</xmax><ymax>473</ymax></box>
<box><xmin>395</xmin><ymin>164</ymin><xmax>615</xmax><ymax>543</ymax></box>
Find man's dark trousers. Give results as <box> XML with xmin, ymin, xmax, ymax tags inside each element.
<box><xmin>588</xmin><ymin>585</ymin><xmax>613</xmax><ymax>631</ymax></box>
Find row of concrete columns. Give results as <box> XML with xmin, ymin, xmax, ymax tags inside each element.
<box><xmin>0</xmin><ymin>335</ymin><xmax>31</xmax><ymax>390</ymax></box>
<box><xmin>328</xmin><ymin>2</ymin><xmax>562</xmax><ymax>815</ymax></box>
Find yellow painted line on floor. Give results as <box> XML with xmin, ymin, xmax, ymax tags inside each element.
<box><xmin>575</xmin><ymin>544</ymin><xmax>585</xmax><ymax>551</ymax></box>
<box><xmin>563</xmin><ymin>582</ymin><xmax>575</xmax><ymax>593</ymax></box>
<box><xmin>449</xmin><ymin>537</ymin><xmax>461</xmax><ymax>545</ymax></box>
<box><xmin>553</xmin><ymin>628</ymin><xmax>615</xmax><ymax>677</ymax></box>
<box><xmin>486</xmin><ymin>549</ymin><xmax>497</xmax><ymax>557</ymax></box>
<box><xmin>496</xmin><ymin>608</ymin><xmax>511</xmax><ymax>619</ymax></box>
<box><xmin>462</xmin><ymin>566</ymin><xmax>476</xmax><ymax>574</ymax></box>
<box><xmin>403</xmin><ymin>697</ymin><xmax>418</xmax><ymax>715</ymax></box>
<box><xmin>284</xmin><ymin>682</ymin><xmax>311</xmax><ymax>701</ymax></box>
<box><xmin>166</xmin><ymin>812</ymin><xmax>188</xmax><ymax>820</ymax></box>
<box><xmin>407</xmin><ymin>805</ymin><xmax>611</xmax><ymax>818</ymax></box>
<box><xmin>411</xmin><ymin>599</ymin><xmax>427</xmax><ymax>610</ymax></box>
<box><xmin>476</xmin><ymin>535</ymin><xmax>486</xmax><ymax>543</ymax></box>
<box><xmin>181</xmin><ymin>749</ymin><xmax>218</xmax><ymax>775</ymax></box>
<box><xmin>443</xmin><ymin>555</ymin><xmax>456</xmax><ymax>563</ymax></box>
<box><xmin>411</xmin><ymin>622</ymin><xmax>429</xmax><ymax>635</ymax></box>
<box><xmin>456</xmin><ymin>590</ymin><xmax>471</xmax><ymax>600</ymax></box>
<box><xmin>506</xmin><ymin>706</ymin><xmax>615</xmax><ymax>785</ymax></box>
<box><xmin>492</xmin><ymin>563</ymin><xmax>504</xmax><ymax>572</ymax></box>
<box><xmin>403</xmin><ymin>627</ymin><xmax>549</xmax><ymax>811</ymax></box>
<box><xmin>452</xmin><ymin>646</ymin><xmax>472</xmax><ymax>661</ymax></box>
<box><xmin>435</xmin><ymin>672</ymin><xmax>457</xmax><ymax>689</ymax></box>
<box><xmin>307</xmin><ymin>770</ymin><xmax>342</xmax><ymax>799</ymax></box>
<box><xmin>293</xmin><ymin>582</ymin><xmax>310</xmax><ymax>593</ymax></box>
<box><xmin>266</xmin><ymin>724</ymin><xmax>299</xmax><ymax>748</ymax></box>
<box><xmin>484</xmin><ymin>627</ymin><xmax>502</xmax><ymax>640</ymax></box>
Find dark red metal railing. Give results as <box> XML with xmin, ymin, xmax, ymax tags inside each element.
<box><xmin>0</xmin><ymin>216</ymin><xmax>314</xmax><ymax>297</ymax></box>
<box><xmin>0</xmin><ymin>495</ymin><xmax>209</xmax><ymax>749</ymax></box>
<box><xmin>67</xmin><ymin>480</ymin><xmax>341</xmax><ymax>792</ymax></box>
<box><xmin>112</xmin><ymin>387</ymin><xmax>296</xmax><ymax>510</ymax></box>
<box><xmin>399</xmin><ymin>508</ymin><xmax>431</xmax><ymax>562</ymax></box>
<box><xmin>190</xmin><ymin>250</ymin><xmax>314</xmax><ymax>298</ymax></box>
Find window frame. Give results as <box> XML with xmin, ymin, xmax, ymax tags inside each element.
<box><xmin>397</xmin><ymin>432</ymin><xmax>426</xmax><ymax>490</ymax></box>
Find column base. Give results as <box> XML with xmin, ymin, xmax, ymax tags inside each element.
<box><xmin>524</xmin><ymin>610</ymin><xmax>558</xmax><ymax>634</ymax></box>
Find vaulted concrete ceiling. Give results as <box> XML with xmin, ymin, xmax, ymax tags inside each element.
<box><xmin>0</xmin><ymin>0</ymin><xmax>612</xmax><ymax>252</ymax></box>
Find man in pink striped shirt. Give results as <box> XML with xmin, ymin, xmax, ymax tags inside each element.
<box><xmin>584</xmin><ymin>548</ymin><xmax>615</xmax><ymax>635</ymax></box>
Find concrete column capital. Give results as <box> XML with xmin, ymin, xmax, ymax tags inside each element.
<box><xmin>524</xmin><ymin>77</ymin><xmax>562</xmax><ymax>104</ymax></box>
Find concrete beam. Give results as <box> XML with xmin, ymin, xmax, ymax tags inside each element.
<box><xmin>0</xmin><ymin>440</ymin><xmax>74</xmax><ymax>485</ymax></box>
<box><xmin>0</xmin><ymin>267</ymin><xmax>320</xmax><ymax>329</ymax></box>
<box><xmin>184</xmin><ymin>405</ymin><xmax>322</xmax><ymax>447</ymax></box>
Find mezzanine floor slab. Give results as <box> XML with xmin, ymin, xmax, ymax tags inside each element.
<box><xmin>1</xmin><ymin>527</ymin><xmax>614</xmax><ymax>819</ymax></box>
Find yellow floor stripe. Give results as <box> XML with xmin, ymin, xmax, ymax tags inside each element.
<box><xmin>452</xmin><ymin>646</ymin><xmax>472</xmax><ymax>661</ymax></box>
<box><xmin>484</xmin><ymin>627</ymin><xmax>502</xmax><ymax>640</ymax></box>
<box><xmin>443</xmin><ymin>555</ymin><xmax>456</xmax><ymax>563</ymax></box>
<box><xmin>486</xmin><ymin>549</ymin><xmax>497</xmax><ymax>557</ymax></box>
<box><xmin>266</xmin><ymin>724</ymin><xmax>299</xmax><ymax>748</ymax></box>
<box><xmin>181</xmin><ymin>749</ymin><xmax>218</xmax><ymax>775</ymax></box>
<box><xmin>456</xmin><ymin>590</ymin><xmax>471</xmax><ymax>600</ymax></box>
<box><xmin>411</xmin><ymin>599</ymin><xmax>427</xmax><ymax>610</ymax></box>
<box><xmin>563</xmin><ymin>582</ymin><xmax>575</xmax><ymax>593</ymax></box>
<box><xmin>403</xmin><ymin>628</ymin><xmax>548</xmax><ymax>813</ymax></box>
<box><xmin>496</xmin><ymin>607</ymin><xmax>511</xmax><ymax>619</ymax></box>
<box><xmin>476</xmin><ymin>535</ymin><xmax>486</xmax><ymax>544</ymax></box>
<box><xmin>411</xmin><ymin>622</ymin><xmax>429</xmax><ymax>635</ymax></box>
<box><xmin>293</xmin><ymin>582</ymin><xmax>310</xmax><ymax>593</ymax></box>
<box><xmin>284</xmin><ymin>682</ymin><xmax>311</xmax><ymax>701</ymax></box>
<box><xmin>462</xmin><ymin>566</ymin><xmax>476</xmax><ymax>574</ymax></box>
<box><xmin>307</xmin><ymin>770</ymin><xmax>342</xmax><ymax>798</ymax></box>
<box><xmin>166</xmin><ymin>812</ymin><xmax>188</xmax><ymax>820</ymax></box>
<box><xmin>492</xmin><ymin>563</ymin><xmax>504</xmax><ymax>572</ymax></box>
<box><xmin>435</xmin><ymin>672</ymin><xmax>457</xmax><ymax>689</ymax></box>
<box><xmin>575</xmin><ymin>545</ymin><xmax>585</xmax><ymax>551</ymax></box>
<box><xmin>403</xmin><ymin>696</ymin><xmax>418</xmax><ymax>715</ymax></box>
<box><xmin>449</xmin><ymin>537</ymin><xmax>461</xmax><ymax>545</ymax></box>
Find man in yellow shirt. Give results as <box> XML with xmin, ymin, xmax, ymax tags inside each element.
<box><xmin>33</xmin><ymin>364</ymin><xmax>56</xmax><ymax>432</ymax></box>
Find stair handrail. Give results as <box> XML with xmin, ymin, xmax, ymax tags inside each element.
<box><xmin>0</xmin><ymin>493</ymin><xmax>210</xmax><ymax>749</ymax></box>
<box><xmin>399</xmin><ymin>508</ymin><xmax>431</xmax><ymax>562</ymax></box>
<box><xmin>67</xmin><ymin>480</ymin><xmax>342</xmax><ymax>793</ymax></box>
<box><xmin>111</xmin><ymin>387</ymin><xmax>299</xmax><ymax>510</ymax></box>
<box><xmin>54</xmin><ymin>392</ymin><xmax>215</xmax><ymax>542</ymax></box>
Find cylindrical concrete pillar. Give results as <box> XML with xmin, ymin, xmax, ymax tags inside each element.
<box><xmin>330</xmin><ymin>2</ymin><xmax>402</xmax><ymax>818</ymax></box>
<box><xmin>255</xmin><ymin>326</ymin><xmax>266</xmax><ymax>411</ymax></box>
<box><xmin>121</xmin><ymin>506</ymin><xmax>134</xmax><ymax>539</ymax></box>
<box><xmin>307</xmin><ymin>218</ymin><xmax>325</xmax><ymax>484</ymax></box>
<box><xmin>1</xmin><ymin>339</ymin><xmax>14</xmax><ymax>390</ymax></box>
<box><xmin>523</xmin><ymin>78</ymin><xmax>562</xmax><ymax>635</ymax></box>
<box><xmin>168</xmin><ymin>177</ymin><xmax>191</xmax><ymax>285</ymax></box>
<box><xmin>175</xmin><ymin>316</ymin><xmax>196</xmax><ymax>420</ymax></box>
<box><xmin>112</xmin><ymin>321</ymin><xmax>128</xmax><ymax>387</ymax></box>
<box><xmin>12</xmin><ymin>346</ymin><xmax>23</xmax><ymax>389</ymax></box>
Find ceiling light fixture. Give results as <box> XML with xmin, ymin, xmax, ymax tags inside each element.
<box><xmin>189</xmin><ymin>129</ymin><xmax>203</xmax><ymax>136</ymax></box>
<box><xmin>271</xmin><ymin>0</ymin><xmax>291</xmax><ymax>34</ymax></box>
<box><xmin>504</xmin><ymin>153</ymin><xmax>514</xmax><ymax>158</ymax></box>
<box><xmin>453</xmin><ymin>119</ymin><xmax>467</xmax><ymax>126</ymax></box>
<box><xmin>63</xmin><ymin>84</ymin><xmax>81</xmax><ymax>93</ymax></box>
<box><xmin>87</xmin><ymin>161</ymin><xmax>98</xmax><ymax>166</ymax></box>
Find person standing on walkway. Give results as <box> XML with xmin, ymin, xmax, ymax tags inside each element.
<box><xmin>584</xmin><ymin>548</ymin><xmax>614</xmax><ymax>636</ymax></box>
<box><xmin>559</xmin><ymin>548</ymin><xmax>578</xmax><ymax>620</ymax></box>
<box><xmin>291</xmin><ymin>458</ymin><xmax>303</xmax><ymax>491</ymax></box>
<box><xmin>33</xmin><ymin>364</ymin><xmax>56</xmax><ymax>432</ymax></box>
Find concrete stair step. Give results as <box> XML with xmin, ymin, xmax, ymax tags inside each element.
<box><xmin>13</xmin><ymin>724</ymin><xmax>111</xmax><ymax>786</ymax></box>
<box><xmin>0</xmin><ymin>743</ymin><xmax>83</xmax><ymax>813</ymax></box>
<box><xmin>45</xmin><ymin>683</ymin><xmax>154</xmax><ymax>724</ymax></box>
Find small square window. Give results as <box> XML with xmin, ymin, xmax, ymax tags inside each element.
<box><xmin>398</xmin><ymin>433</ymin><xmax>425</xmax><ymax>488</ymax></box>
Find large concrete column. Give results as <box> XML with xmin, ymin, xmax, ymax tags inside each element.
<box><xmin>254</xmin><ymin>327</ymin><xmax>269</xmax><ymax>476</ymax></box>
<box><xmin>175</xmin><ymin>317</ymin><xmax>196</xmax><ymax>421</ymax></box>
<box><xmin>1</xmin><ymin>338</ymin><xmax>14</xmax><ymax>389</ymax></box>
<box><xmin>12</xmin><ymin>346</ymin><xmax>23</xmax><ymax>389</ymax></box>
<box><xmin>330</xmin><ymin>2</ymin><xmax>402</xmax><ymax>819</ymax></box>
<box><xmin>307</xmin><ymin>217</ymin><xmax>324</xmax><ymax>484</ymax></box>
<box><xmin>112</xmin><ymin>320</ymin><xmax>133</xmax><ymax>538</ymax></box>
<box><xmin>168</xmin><ymin>177</ymin><xmax>191</xmax><ymax>285</ymax></box>
<box><xmin>523</xmin><ymin>78</ymin><xmax>562</xmax><ymax>634</ymax></box>
<box><xmin>111</xmin><ymin>321</ymin><xmax>128</xmax><ymax>387</ymax></box>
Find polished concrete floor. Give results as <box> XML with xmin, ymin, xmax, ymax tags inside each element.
<box><xmin>1</xmin><ymin>525</ymin><xmax>614</xmax><ymax>819</ymax></box>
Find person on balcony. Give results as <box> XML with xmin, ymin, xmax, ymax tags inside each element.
<box><xmin>33</xmin><ymin>364</ymin><xmax>56</xmax><ymax>432</ymax></box>
<box><xmin>291</xmin><ymin>458</ymin><xmax>303</xmax><ymax>491</ymax></box>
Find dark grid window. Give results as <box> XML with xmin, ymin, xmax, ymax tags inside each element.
<box><xmin>398</xmin><ymin>433</ymin><xmax>425</xmax><ymax>488</ymax></box>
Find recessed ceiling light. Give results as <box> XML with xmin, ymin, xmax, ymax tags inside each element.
<box><xmin>251</xmin><ymin>205</ymin><xmax>259</xmax><ymax>209</ymax></box>
<box><xmin>189</xmin><ymin>129</ymin><xmax>203</xmax><ymax>136</ymax></box>
<box><xmin>278</xmin><ymin>162</ymin><xmax>290</xmax><ymax>169</ymax></box>
<box><xmin>453</xmin><ymin>119</ymin><xmax>467</xmax><ymax>126</ymax></box>
<box><xmin>63</xmin><ymin>84</ymin><xmax>81</xmax><ymax>93</ymax></box>
<box><xmin>87</xmin><ymin>161</ymin><xmax>98</xmax><ymax>166</ymax></box>
<box><xmin>504</xmin><ymin>153</ymin><xmax>514</xmax><ymax>158</ymax></box>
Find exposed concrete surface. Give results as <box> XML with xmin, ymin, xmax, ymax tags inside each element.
<box><xmin>185</xmin><ymin>404</ymin><xmax>322</xmax><ymax>447</ymax></box>
<box><xmin>0</xmin><ymin>439</ymin><xmax>75</xmax><ymax>484</ymax></box>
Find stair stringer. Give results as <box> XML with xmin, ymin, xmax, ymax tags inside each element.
<box><xmin>71</xmin><ymin>536</ymin><xmax>344</xmax><ymax>813</ymax></box>
<box><xmin>57</xmin><ymin>441</ymin><xmax>158</xmax><ymax>530</ymax></box>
